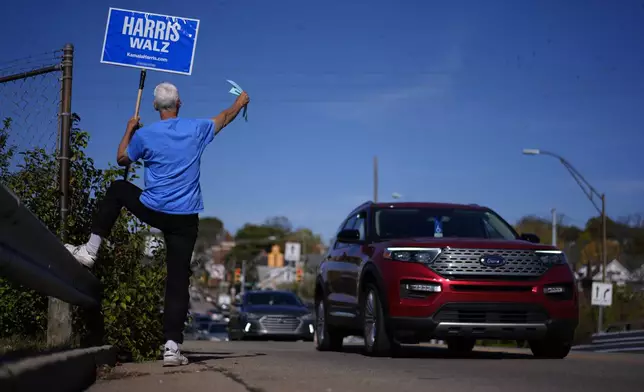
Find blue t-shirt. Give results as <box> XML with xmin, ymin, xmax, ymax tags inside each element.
<box><xmin>126</xmin><ymin>117</ymin><xmax>215</xmax><ymax>215</ymax></box>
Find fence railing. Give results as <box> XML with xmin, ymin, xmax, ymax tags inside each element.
<box><xmin>0</xmin><ymin>44</ymin><xmax>80</xmax><ymax>347</ymax></box>
<box><xmin>573</xmin><ymin>328</ymin><xmax>644</xmax><ymax>354</ymax></box>
<box><xmin>0</xmin><ymin>183</ymin><xmax>101</xmax><ymax>307</ymax></box>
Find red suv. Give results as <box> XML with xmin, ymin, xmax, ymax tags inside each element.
<box><xmin>314</xmin><ymin>201</ymin><xmax>578</xmax><ymax>358</ymax></box>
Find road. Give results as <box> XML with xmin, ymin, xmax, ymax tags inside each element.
<box><xmin>90</xmin><ymin>340</ymin><xmax>644</xmax><ymax>392</ymax></box>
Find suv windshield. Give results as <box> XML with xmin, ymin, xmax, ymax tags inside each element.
<box><xmin>245</xmin><ymin>292</ymin><xmax>302</xmax><ymax>307</ymax></box>
<box><xmin>374</xmin><ymin>207</ymin><xmax>518</xmax><ymax>240</ymax></box>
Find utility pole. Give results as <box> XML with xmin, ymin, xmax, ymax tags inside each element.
<box><xmin>551</xmin><ymin>208</ymin><xmax>557</xmax><ymax>247</ymax></box>
<box><xmin>373</xmin><ymin>156</ymin><xmax>378</xmax><ymax>203</ymax></box>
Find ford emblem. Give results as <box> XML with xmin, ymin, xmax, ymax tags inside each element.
<box><xmin>480</xmin><ymin>254</ymin><xmax>506</xmax><ymax>267</ymax></box>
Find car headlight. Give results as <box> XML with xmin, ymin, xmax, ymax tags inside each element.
<box><xmin>383</xmin><ymin>247</ymin><xmax>442</xmax><ymax>264</ymax></box>
<box><xmin>535</xmin><ymin>250</ymin><xmax>567</xmax><ymax>265</ymax></box>
<box><xmin>300</xmin><ymin>312</ymin><xmax>314</xmax><ymax>321</ymax></box>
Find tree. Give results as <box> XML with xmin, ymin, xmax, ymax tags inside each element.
<box><xmin>195</xmin><ymin>217</ymin><xmax>224</xmax><ymax>252</ymax></box>
<box><xmin>0</xmin><ymin>118</ymin><xmax>15</xmax><ymax>182</ymax></box>
<box><xmin>0</xmin><ymin>115</ymin><xmax>166</xmax><ymax>361</ymax></box>
<box><xmin>286</xmin><ymin>228</ymin><xmax>324</xmax><ymax>255</ymax></box>
<box><xmin>263</xmin><ymin>216</ymin><xmax>293</xmax><ymax>233</ymax></box>
<box><xmin>515</xmin><ymin>212</ymin><xmax>644</xmax><ymax>270</ymax></box>
<box><xmin>226</xmin><ymin>223</ymin><xmax>286</xmax><ymax>282</ymax></box>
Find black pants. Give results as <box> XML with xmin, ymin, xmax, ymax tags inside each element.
<box><xmin>92</xmin><ymin>180</ymin><xmax>198</xmax><ymax>344</ymax></box>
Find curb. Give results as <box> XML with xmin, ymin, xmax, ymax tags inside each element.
<box><xmin>0</xmin><ymin>345</ymin><xmax>115</xmax><ymax>392</ymax></box>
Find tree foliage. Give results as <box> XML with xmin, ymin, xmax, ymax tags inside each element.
<box><xmin>515</xmin><ymin>213</ymin><xmax>644</xmax><ymax>270</ymax></box>
<box><xmin>0</xmin><ymin>115</ymin><xmax>166</xmax><ymax>361</ymax></box>
<box><xmin>195</xmin><ymin>217</ymin><xmax>224</xmax><ymax>253</ymax></box>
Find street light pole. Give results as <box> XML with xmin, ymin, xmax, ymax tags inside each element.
<box><xmin>373</xmin><ymin>156</ymin><xmax>379</xmax><ymax>203</ymax></box>
<box><xmin>522</xmin><ymin>148</ymin><xmax>608</xmax><ymax>333</ymax></box>
<box><xmin>551</xmin><ymin>208</ymin><xmax>557</xmax><ymax>247</ymax></box>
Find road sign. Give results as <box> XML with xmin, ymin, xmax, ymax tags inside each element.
<box><xmin>591</xmin><ymin>282</ymin><xmax>613</xmax><ymax>307</ymax></box>
<box><xmin>207</xmin><ymin>264</ymin><xmax>225</xmax><ymax>280</ymax></box>
<box><xmin>101</xmin><ymin>8</ymin><xmax>200</xmax><ymax>75</ymax></box>
<box><xmin>285</xmin><ymin>242</ymin><xmax>301</xmax><ymax>263</ymax></box>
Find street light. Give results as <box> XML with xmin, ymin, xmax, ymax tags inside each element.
<box><xmin>522</xmin><ymin>148</ymin><xmax>608</xmax><ymax>332</ymax></box>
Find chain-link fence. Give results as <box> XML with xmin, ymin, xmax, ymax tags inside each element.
<box><xmin>0</xmin><ymin>45</ymin><xmax>77</xmax><ymax>349</ymax></box>
<box><xmin>0</xmin><ymin>49</ymin><xmax>67</xmax><ymax>177</ymax></box>
<box><xmin>0</xmin><ymin>45</ymin><xmax>73</xmax><ymax>237</ymax></box>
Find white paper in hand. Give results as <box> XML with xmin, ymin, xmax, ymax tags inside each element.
<box><xmin>226</xmin><ymin>79</ymin><xmax>248</xmax><ymax>121</ymax></box>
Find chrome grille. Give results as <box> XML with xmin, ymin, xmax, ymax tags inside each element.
<box><xmin>430</xmin><ymin>248</ymin><xmax>548</xmax><ymax>278</ymax></box>
<box><xmin>259</xmin><ymin>315</ymin><xmax>301</xmax><ymax>332</ymax></box>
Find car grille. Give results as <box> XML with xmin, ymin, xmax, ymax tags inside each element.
<box><xmin>430</xmin><ymin>248</ymin><xmax>548</xmax><ymax>279</ymax></box>
<box><xmin>433</xmin><ymin>303</ymin><xmax>548</xmax><ymax>324</ymax></box>
<box><xmin>259</xmin><ymin>315</ymin><xmax>301</xmax><ymax>332</ymax></box>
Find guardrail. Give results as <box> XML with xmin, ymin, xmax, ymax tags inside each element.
<box><xmin>0</xmin><ymin>182</ymin><xmax>102</xmax><ymax>319</ymax></box>
<box><xmin>572</xmin><ymin>330</ymin><xmax>644</xmax><ymax>354</ymax></box>
<box><xmin>0</xmin><ymin>183</ymin><xmax>110</xmax><ymax>391</ymax></box>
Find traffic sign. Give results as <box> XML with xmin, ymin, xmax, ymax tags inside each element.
<box><xmin>284</xmin><ymin>242</ymin><xmax>301</xmax><ymax>263</ymax></box>
<box><xmin>101</xmin><ymin>8</ymin><xmax>200</xmax><ymax>75</ymax></box>
<box><xmin>206</xmin><ymin>264</ymin><xmax>225</xmax><ymax>280</ymax></box>
<box><xmin>591</xmin><ymin>282</ymin><xmax>613</xmax><ymax>307</ymax></box>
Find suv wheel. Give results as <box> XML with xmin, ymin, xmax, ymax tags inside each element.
<box><xmin>529</xmin><ymin>338</ymin><xmax>572</xmax><ymax>359</ymax></box>
<box><xmin>362</xmin><ymin>284</ymin><xmax>395</xmax><ymax>357</ymax></box>
<box><xmin>314</xmin><ymin>299</ymin><xmax>343</xmax><ymax>351</ymax></box>
<box><xmin>446</xmin><ymin>337</ymin><xmax>476</xmax><ymax>354</ymax></box>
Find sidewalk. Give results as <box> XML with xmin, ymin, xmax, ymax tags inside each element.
<box><xmin>89</xmin><ymin>344</ymin><xmax>251</xmax><ymax>392</ymax></box>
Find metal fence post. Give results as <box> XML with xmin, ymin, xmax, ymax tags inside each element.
<box><xmin>47</xmin><ymin>43</ymin><xmax>74</xmax><ymax>347</ymax></box>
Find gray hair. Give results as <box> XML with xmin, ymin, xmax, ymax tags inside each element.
<box><xmin>153</xmin><ymin>82</ymin><xmax>180</xmax><ymax>112</ymax></box>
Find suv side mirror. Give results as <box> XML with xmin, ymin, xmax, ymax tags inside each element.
<box><xmin>337</xmin><ymin>229</ymin><xmax>361</xmax><ymax>243</ymax></box>
<box><xmin>520</xmin><ymin>233</ymin><xmax>541</xmax><ymax>244</ymax></box>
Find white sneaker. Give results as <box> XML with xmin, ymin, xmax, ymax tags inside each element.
<box><xmin>64</xmin><ymin>244</ymin><xmax>96</xmax><ymax>268</ymax></box>
<box><xmin>163</xmin><ymin>346</ymin><xmax>189</xmax><ymax>367</ymax></box>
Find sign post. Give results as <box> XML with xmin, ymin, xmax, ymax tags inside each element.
<box><xmin>100</xmin><ymin>7</ymin><xmax>201</xmax><ymax>179</ymax></box>
<box><xmin>123</xmin><ymin>69</ymin><xmax>146</xmax><ymax>180</ymax></box>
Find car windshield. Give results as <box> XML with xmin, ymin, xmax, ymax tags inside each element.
<box><xmin>246</xmin><ymin>292</ymin><xmax>302</xmax><ymax>306</ymax></box>
<box><xmin>374</xmin><ymin>207</ymin><xmax>517</xmax><ymax>240</ymax></box>
<box><xmin>208</xmin><ymin>323</ymin><xmax>228</xmax><ymax>334</ymax></box>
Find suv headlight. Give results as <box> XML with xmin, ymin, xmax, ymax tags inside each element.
<box><xmin>535</xmin><ymin>250</ymin><xmax>567</xmax><ymax>265</ymax></box>
<box><xmin>300</xmin><ymin>312</ymin><xmax>314</xmax><ymax>321</ymax></box>
<box><xmin>383</xmin><ymin>247</ymin><xmax>442</xmax><ymax>264</ymax></box>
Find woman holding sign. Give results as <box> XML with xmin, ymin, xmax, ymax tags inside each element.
<box><xmin>64</xmin><ymin>82</ymin><xmax>249</xmax><ymax>366</ymax></box>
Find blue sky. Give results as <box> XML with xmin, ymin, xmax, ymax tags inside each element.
<box><xmin>2</xmin><ymin>0</ymin><xmax>644</xmax><ymax>241</ymax></box>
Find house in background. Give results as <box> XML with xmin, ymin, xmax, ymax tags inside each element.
<box><xmin>575</xmin><ymin>259</ymin><xmax>632</xmax><ymax>286</ymax></box>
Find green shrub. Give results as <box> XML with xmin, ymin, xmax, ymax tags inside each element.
<box><xmin>0</xmin><ymin>115</ymin><xmax>166</xmax><ymax>361</ymax></box>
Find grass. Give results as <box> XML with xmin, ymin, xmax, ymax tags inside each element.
<box><xmin>0</xmin><ymin>335</ymin><xmax>76</xmax><ymax>365</ymax></box>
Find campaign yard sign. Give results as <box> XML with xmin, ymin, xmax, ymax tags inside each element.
<box><xmin>101</xmin><ymin>8</ymin><xmax>200</xmax><ymax>75</ymax></box>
